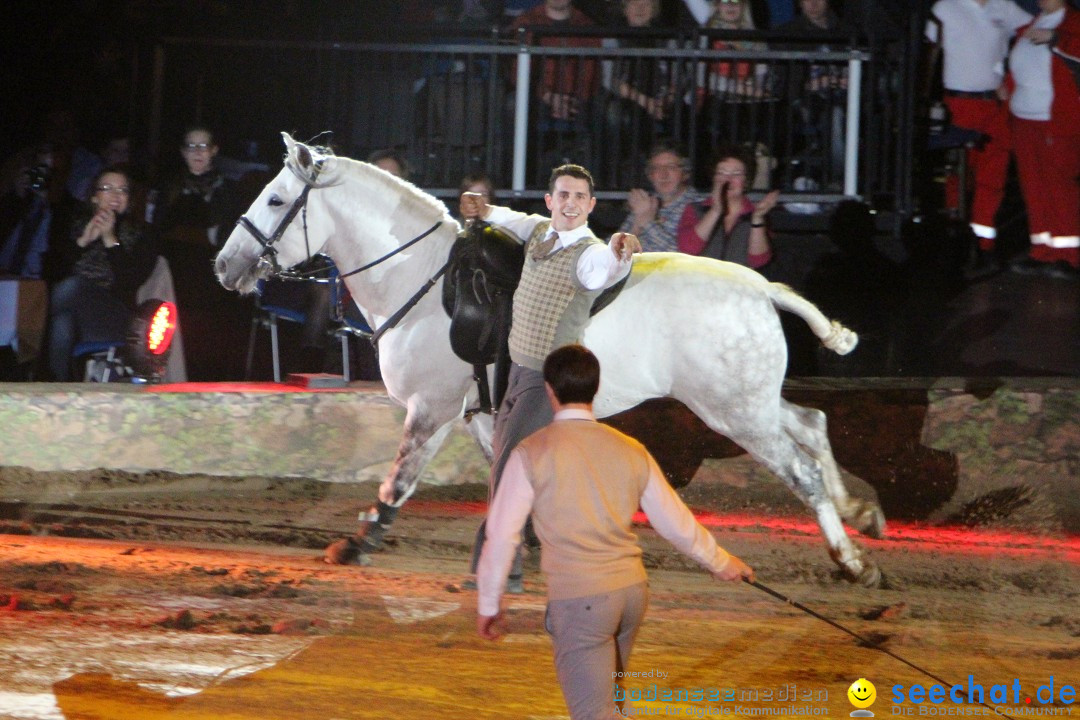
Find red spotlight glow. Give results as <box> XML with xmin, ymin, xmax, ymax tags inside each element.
<box><xmin>146</xmin><ymin>302</ymin><xmax>176</xmax><ymax>355</ymax></box>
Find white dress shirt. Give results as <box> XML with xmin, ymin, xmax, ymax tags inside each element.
<box><xmin>485</xmin><ymin>206</ymin><xmax>633</xmax><ymax>291</ymax></box>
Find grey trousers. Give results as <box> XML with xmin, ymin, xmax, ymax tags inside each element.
<box><xmin>545</xmin><ymin>582</ymin><xmax>650</xmax><ymax>720</ymax></box>
<box><xmin>470</xmin><ymin>363</ymin><xmax>553</xmax><ymax>574</ymax></box>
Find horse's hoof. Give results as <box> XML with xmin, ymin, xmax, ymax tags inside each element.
<box><xmin>851</xmin><ymin>562</ymin><xmax>882</xmax><ymax>588</ymax></box>
<box><xmin>853</xmin><ymin>502</ymin><xmax>886</xmax><ymax>540</ymax></box>
<box><xmin>323</xmin><ymin>537</ymin><xmax>372</xmax><ymax>566</ymax></box>
<box><xmin>830</xmin><ymin>547</ymin><xmax>883</xmax><ymax>588</ymax></box>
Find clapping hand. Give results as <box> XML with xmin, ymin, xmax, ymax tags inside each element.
<box><xmin>752</xmin><ymin>190</ymin><xmax>781</xmax><ymax>223</ymax></box>
<box><xmin>626</xmin><ymin>189</ymin><xmax>659</xmax><ymax>226</ymax></box>
<box><xmin>79</xmin><ymin>207</ymin><xmax>118</xmax><ymax>248</ymax></box>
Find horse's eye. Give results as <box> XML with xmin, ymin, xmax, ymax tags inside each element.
<box><xmin>268</xmin><ymin>195</ymin><xmax>284</xmax><ymax>207</ymax></box>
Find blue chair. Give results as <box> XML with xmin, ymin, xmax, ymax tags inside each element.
<box><xmin>245</xmin><ymin>259</ymin><xmax>370</xmax><ymax>383</ymax></box>
<box><xmin>72</xmin><ymin>340</ymin><xmax>128</xmax><ymax>382</ymax></box>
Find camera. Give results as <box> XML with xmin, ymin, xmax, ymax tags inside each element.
<box><xmin>26</xmin><ymin>164</ymin><xmax>51</xmax><ymax>192</ymax></box>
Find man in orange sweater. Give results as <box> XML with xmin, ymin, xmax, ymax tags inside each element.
<box><xmin>476</xmin><ymin>344</ymin><xmax>754</xmax><ymax>720</ymax></box>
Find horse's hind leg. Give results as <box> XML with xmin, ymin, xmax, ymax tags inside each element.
<box><xmin>738</xmin><ymin>429</ymin><xmax>882</xmax><ymax>587</ymax></box>
<box><xmin>324</xmin><ymin>413</ymin><xmax>454</xmax><ymax>565</ymax></box>
<box><xmin>780</xmin><ymin>399</ymin><xmax>886</xmax><ymax>539</ymax></box>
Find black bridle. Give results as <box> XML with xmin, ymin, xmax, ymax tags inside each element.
<box><xmin>234</xmin><ymin>176</ymin><xmax>447</xmax><ymax>348</ymax></box>
<box><xmin>236</xmin><ymin>184</ymin><xmax>314</xmax><ymax>277</ymax></box>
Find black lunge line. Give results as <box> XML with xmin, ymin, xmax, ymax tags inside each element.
<box><xmin>743</xmin><ymin>579</ymin><xmax>1015</xmax><ymax>720</ymax></box>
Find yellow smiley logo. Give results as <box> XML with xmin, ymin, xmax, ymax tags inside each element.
<box><xmin>848</xmin><ymin>678</ymin><xmax>877</xmax><ymax>709</ymax></box>
<box><xmin>846</xmin><ymin>677</ymin><xmax>872</xmax><ymax>708</ymax></box>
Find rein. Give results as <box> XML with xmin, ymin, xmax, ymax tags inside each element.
<box><xmin>235</xmin><ymin>176</ymin><xmax>448</xmax><ymax>349</ymax></box>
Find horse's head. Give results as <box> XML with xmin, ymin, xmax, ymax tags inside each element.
<box><xmin>215</xmin><ymin>133</ymin><xmax>339</xmax><ymax>294</ymax></box>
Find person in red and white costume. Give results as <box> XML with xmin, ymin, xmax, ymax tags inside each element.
<box><xmin>1006</xmin><ymin>0</ymin><xmax>1080</xmax><ymax>279</ymax></box>
<box><xmin>926</xmin><ymin>0</ymin><xmax>1031</xmax><ymax>269</ymax></box>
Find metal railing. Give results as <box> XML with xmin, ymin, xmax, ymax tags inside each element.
<box><xmin>147</xmin><ymin>25</ymin><xmax>916</xmax><ymax>218</ymax></box>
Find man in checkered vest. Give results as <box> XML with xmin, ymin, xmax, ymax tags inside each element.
<box><xmin>460</xmin><ymin>164</ymin><xmax>641</xmax><ymax>590</ymax></box>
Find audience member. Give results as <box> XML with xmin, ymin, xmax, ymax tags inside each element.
<box><xmin>681</xmin><ymin>0</ymin><xmax>775</xmax><ymax>27</ymax></box>
<box><xmin>700</xmin><ymin>0</ymin><xmax>774</xmax><ymax>155</ymax></box>
<box><xmin>780</xmin><ymin>0</ymin><xmax>854</xmax><ymax>188</ymax></box>
<box><xmin>600</xmin><ymin>0</ymin><xmax>678</xmax><ymax>171</ymax></box>
<box><xmin>156</xmin><ymin>126</ymin><xmax>239</xmax><ymax>246</ymax></box>
<box><xmin>47</xmin><ymin>166</ymin><xmax>159</xmax><ymax>380</ymax></box>
<box><xmin>155</xmin><ymin>126</ymin><xmax>245</xmax><ymax>380</ymax></box>
<box><xmin>619</xmin><ymin>142</ymin><xmax>706</xmax><ymax>251</ymax></box>
<box><xmin>40</xmin><ymin>109</ymin><xmax>99</xmax><ymax>213</ymax></box>
<box><xmin>0</xmin><ymin>146</ymin><xmax>55</xmax><ymax>378</ymax></box>
<box><xmin>1006</xmin><ymin>0</ymin><xmax>1080</xmax><ymax>279</ymax></box>
<box><xmin>476</xmin><ymin>344</ymin><xmax>754</xmax><ymax>720</ymax></box>
<box><xmin>705</xmin><ymin>0</ymin><xmax>769</xmax><ymax>97</ymax></box>
<box><xmin>454</xmin><ymin>172</ymin><xmax>498</xmax><ymax>223</ymax></box>
<box><xmin>925</xmin><ymin>0</ymin><xmax>1032</xmax><ymax>273</ymax></box>
<box><xmin>367</xmin><ymin>148</ymin><xmax>412</xmax><ymax>180</ymax></box>
<box><xmin>509</xmin><ymin>0</ymin><xmax>602</xmax><ymax>125</ymax></box>
<box><xmin>0</xmin><ymin>146</ymin><xmax>55</xmax><ymax>279</ymax></box>
<box><xmin>677</xmin><ymin>145</ymin><xmax>779</xmax><ymax>267</ymax></box>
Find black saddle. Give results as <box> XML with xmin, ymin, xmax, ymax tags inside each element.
<box><xmin>441</xmin><ymin>221</ymin><xmax>629</xmax><ymax>414</ymax></box>
<box><xmin>442</xmin><ymin>221</ymin><xmax>524</xmax><ymax>365</ymax></box>
<box><xmin>442</xmin><ymin>221</ymin><xmax>524</xmax><ymax>414</ymax></box>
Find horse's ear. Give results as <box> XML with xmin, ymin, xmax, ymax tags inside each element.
<box><xmin>295</xmin><ymin>143</ymin><xmax>313</xmax><ymax>172</ymax></box>
<box><xmin>281</xmin><ymin>132</ymin><xmax>296</xmax><ymax>154</ymax></box>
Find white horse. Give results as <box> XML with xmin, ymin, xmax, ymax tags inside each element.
<box><xmin>215</xmin><ymin>134</ymin><xmax>885</xmax><ymax>586</ymax></box>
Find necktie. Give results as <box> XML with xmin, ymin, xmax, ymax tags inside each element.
<box><xmin>530</xmin><ymin>231</ymin><xmax>558</xmax><ymax>260</ymax></box>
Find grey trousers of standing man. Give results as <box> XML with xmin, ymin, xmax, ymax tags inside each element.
<box><xmin>470</xmin><ymin>363</ymin><xmax>553</xmax><ymax>574</ymax></box>
<box><xmin>546</xmin><ymin>581</ymin><xmax>649</xmax><ymax>720</ymax></box>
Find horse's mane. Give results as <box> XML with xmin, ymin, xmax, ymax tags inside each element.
<box><xmin>320</xmin><ymin>155</ymin><xmax>453</xmax><ymax>223</ymax></box>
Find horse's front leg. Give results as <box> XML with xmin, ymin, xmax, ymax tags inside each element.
<box><xmin>324</xmin><ymin>409</ymin><xmax>455</xmax><ymax>565</ymax></box>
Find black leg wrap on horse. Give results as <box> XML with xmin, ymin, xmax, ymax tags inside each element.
<box><xmin>358</xmin><ymin>501</ymin><xmax>399</xmax><ymax>553</ymax></box>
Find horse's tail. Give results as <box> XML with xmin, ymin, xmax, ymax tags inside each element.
<box><xmin>765</xmin><ymin>282</ymin><xmax>858</xmax><ymax>355</ymax></box>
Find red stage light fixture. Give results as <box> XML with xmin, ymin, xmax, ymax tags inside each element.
<box><xmin>128</xmin><ymin>300</ymin><xmax>177</xmax><ymax>381</ymax></box>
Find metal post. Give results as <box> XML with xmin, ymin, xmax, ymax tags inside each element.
<box><xmin>270</xmin><ymin>315</ymin><xmax>281</xmax><ymax>383</ymax></box>
<box><xmin>844</xmin><ymin>57</ymin><xmax>863</xmax><ymax>197</ymax></box>
<box><xmin>512</xmin><ymin>42</ymin><xmax>532</xmax><ymax>194</ymax></box>
<box><xmin>340</xmin><ymin>334</ymin><xmax>351</xmax><ymax>383</ymax></box>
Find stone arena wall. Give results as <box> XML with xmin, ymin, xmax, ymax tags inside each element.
<box><xmin>1</xmin><ymin>378</ymin><xmax>1076</xmax><ymax>532</ymax></box>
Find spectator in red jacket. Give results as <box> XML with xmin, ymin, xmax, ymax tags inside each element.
<box><xmin>509</xmin><ymin>0</ymin><xmax>602</xmax><ymax>123</ymax></box>
<box><xmin>1006</xmin><ymin>0</ymin><xmax>1080</xmax><ymax>279</ymax></box>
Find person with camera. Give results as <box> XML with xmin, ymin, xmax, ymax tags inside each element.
<box><xmin>0</xmin><ymin>147</ymin><xmax>56</xmax><ymax>280</ymax></box>
<box><xmin>46</xmin><ymin>166</ymin><xmax>159</xmax><ymax>381</ymax></box>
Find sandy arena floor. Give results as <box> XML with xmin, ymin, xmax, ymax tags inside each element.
<box><xmin>0</xmin><ymin>469</ymin><xmax>1076</xmax><ymax>720</ymax></box>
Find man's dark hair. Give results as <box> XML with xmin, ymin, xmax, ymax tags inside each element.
<box><xmin>182</xmin><ymin>125</ymin><xmax>216</xmax><ymax>146</ymax></box>
<box><xmin>543</xmin><ymin>344</ymin><xmax>600</xmax><ymax>405</ymax></box>
<box><xmin>93</xmin><ymin>165</ymin><xmax>131</xmax><ymax>190</ymax></box>
<box><xmin>548</xmin><ymin>164</ymin><xmax>594</xmax><ymax>195</ymax></box>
